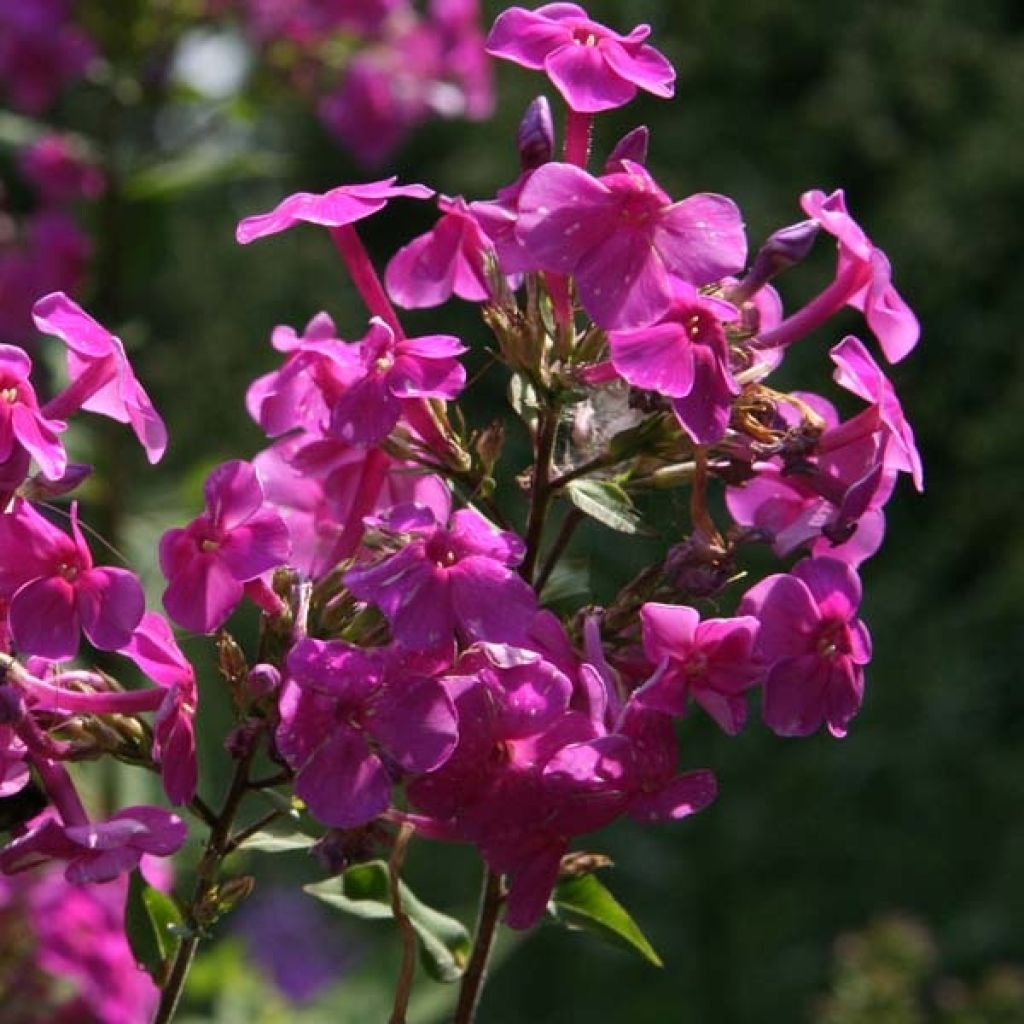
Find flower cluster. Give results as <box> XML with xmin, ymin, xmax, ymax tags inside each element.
<box><xmin>226</xmin><ymin>0</ymin><xmax>495</xmax><ymax>167</ymax></box>
<box><xmin>0</xmin><ymin>3</ymin><xmax>922</xmax><ymax>1016</ymax></box>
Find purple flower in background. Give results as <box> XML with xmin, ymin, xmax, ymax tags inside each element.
<box><xmin>159</xmin><ymin>460</ymin><xmax>290</xmax><ymax>634</ymax></box>
<box><xmin>237</xmin><ymin>888</ymin><xmax>358</xmax><ymax>1005</ymax></box>
<box><xmin>19</xmin><ymin>135</ymin><xmax>105</xmax><ymax>205</ymax></box>
<box><xmin>517</xmin><ymin>160</ymin><xmax>746</xmax><ymax>330</ymax></box>
<box><xmin>637</xmin><ymin>603</ymin><xmax>762</xmax><ymax>734</ymax></box>
<box><xmin>0</xmin><ymin>499</ymin><xmax>145</xmax><ymax>660</ymax></box>
<box><xmin>276</xmin><ymin>639</ymin><xmax>457</xmax><ymax>828</ymax></box>
<box><xmin>33</xmin><ymin>292</ymin><xmax>168</xmax><ymax>464</ymax></box>
<box><xmin>345</xmin><ymin>500</ymin><xmax>537</xmax><ymax>651</ymax></box>
<box><xmin>486</xmin><ymin>4</ymin><xmax>675</xmax><ymax>113</ymax></box>
<box><xmin>235</xmin><ymin>177</ymin><xmax>434</xmax><ymax>244</ymax></box>
<box><xmin>740</xmin><ymin>557</ymin><xmax>872</xmax><ymax>738</ymax></box>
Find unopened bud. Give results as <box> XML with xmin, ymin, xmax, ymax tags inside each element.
<box><xmin>517</xmin><ymin>96</ymin><xmax>554</xmax><ymax>170</ymax></box>
<box><xmin>246</xmin><ymin>663</ymin><xmax>281</xmax><ymax>700</ymax></box>
<box><xmin>605</xmin><ymin>126</ymin><xmax>649</xmax><ymax>172</ymax></box>
<box><xmin>731</xmin><ymin>219</ymin><xmax>820</xmax><ymax>302</ymax></box>
<box><xmin>474</xmin><ymin>419</ymin><xmax>506</xmax><ymax>475</ymax></box>
<box><xmin>217</xmin><ymin>631</ymin><xmax>248</xmax><ymax>686</ymax></box>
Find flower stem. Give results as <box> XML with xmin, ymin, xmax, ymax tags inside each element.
<box><xmin>329</xmin><ymin>223</ymin><xmax>405</xmax><ymax>338</ymax></box>
<box><xmin>152</xmin><ymin>742</ymin><xmax>258</xmax><ymax>1024</ymax></box>
<box><xmin>563</xmin><ymin>109</ymin><xmax>593</xmax><ymax>169</ymax></box>
<box><xmin>387</xmin><ymin>823</ymin><xmax>417</xmax><ymax>1024</ymax></box>
<box><xmin>453</xmin><ymin>869</ymin><xmax>504</xmax><ymax>1024</ymax></box>
<box><xmin>521</xmin><ymin>406</ymin><xmax>559</xmax><ymax>583</ymax></box>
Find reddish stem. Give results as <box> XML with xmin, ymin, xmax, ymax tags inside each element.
<box><xmin>329</xmin><ymin>224</ymin><xmax>405</xmax><ymax>339</ymax></box>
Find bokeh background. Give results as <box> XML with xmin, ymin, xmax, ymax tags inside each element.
<box><xmin>2</xmin><ymin>0</ymin><xmax>1022</xmax><ymax>1021</ymax></box>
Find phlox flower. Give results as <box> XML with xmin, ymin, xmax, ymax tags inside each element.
<box><xmin>608</xmin><ymin>280</ymin><xmax>742</xmax><ymax>443</ymax></box>
<box><xmin>344</xmin><ymin>499</ymin><xmax>537</xmax><ymax>651</ymax></box>
<box><xmin>740</xmin><ymin>557</ymin><xmax>872</xmax><ymax>738</ymax></box>
<box><xmin>0</xmin><ymin>344</ymin><xmax>67</xmax><ymax>482</ymax></box>
<box><xmin>636</xmin><ymin>603</ymin><xmax>762</xmax><ymax>734</ymax></box>
<box><xmin>276</xmin><ymin>639</ymin><xmax>457</xmax><ymax>828</ymax></box>
<box><xmin>517</xmin><ymin>160</ymin><xmax>746</xmax><ymax>330</ymax></box>
<box><xmin>235</xmin><ymin>177</ymin><xmax>434</xmax><ymax>244</ymax></box>
<box><xmin>33</xmin><ymin>292</ymin><xmax>168</xmax><ymax>464</ymax></box>
<box><xmin>159</xmin><ymin>460</ymin><xmax>290</xmax><ymax>634</ymax></box>
<box><xmin>0</xmin><ymin>806</ymin><xmax>186</xmax><ymax>885</ymax></box>
<box><xmin>0</xmin><ymin>499</ymin><xmax>145</xmax><ymax>660</ymax></box>
<box><xmin>486</xmin><ymin>4</ymin><xmax>675</xmax><ymax>113</ymax></box>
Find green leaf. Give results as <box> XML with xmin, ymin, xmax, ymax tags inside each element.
<box><xmin>236</xmin><ymin>825</ymin><xmax>315</xmax><ymax>854</ymax></box>
<box><xmin>507</xmin><ymin>373</ymin><xmax>541</xmax><ymax>434</ymax></box>
<box><xmin>566</xmin><ymin>478</ymin><xmax>649</xmax><ymax>535</ymax></box>
<box><xmin>125</xmin><ymin>869</ymin><xmax>185</xmax><ymax>983</ymax></box>
<box><xmin>305</xmin><ymin>861</ymin><xmax>471</xmax><ymax>983</ymax></box>
<box><xmin>123</xmin><ymin>147</ymin><xmax>288</xmax><ymax>201</ymax></box>
<box><xmin>549</xmin><ymin>874</ymin><xmax>663</xmax><ymax>967</ymax></box>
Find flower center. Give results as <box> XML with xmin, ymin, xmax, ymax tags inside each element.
<box><xmin>200</xmin><ymin>538</ymin><xmax>220</xmax><ymax>553</ymax></box>
<box><xmin>571</xmin><ymin>28</ymin><xmax>599</xmax><ymax>46</ymax></box>
<box><xmin>57</xmin><ymin>561</ymin><xmax>80</xmax><ymax>582</ymax></box>
<box><xmin>0</xmin><ymin>387</ymin><xmax>18</xmax><ymax>404</ymax></box>
<box><xmin>816</xmin><ymin>619</ymin><xmax>850</xmax><ymax>660</ymax></box>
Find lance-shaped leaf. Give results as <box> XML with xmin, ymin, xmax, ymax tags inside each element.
<box><xmin>305</xmin><ymin>861</ymin><xmax>471</xmax><ymax>983</ymax></box>
<box><xmin>125</xmin><ymin>869</ymin><xmax>185</xmax><ymax>984</ymax></box>
<box><xmin>549</xmin><ymin>873</ymin><xmax>663</xmax><ymax>967</ymax></box>
<box><xmin>566</xmin><ymin>478</ymin><xmax>650</xmax><ymax>535</ymax></box>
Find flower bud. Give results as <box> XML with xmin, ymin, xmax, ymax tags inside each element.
<box><xmin>246</xmin><ymin>663</ymin><xmax>281</xmax><ymax>700</ymax></box>
<box><xmin>731</xmin><ymin>219</ymin><xmax>820</xmax><ymax>302</ymax></box>
<box><xmin>605</xmin><ymin>126</ymin><xmax>649</xmax><ymax>172</ymax></box>
<box><xmin>517</xmin><ymin>96</ymin><xmax>554</xmax><ymax>170</ymax></box>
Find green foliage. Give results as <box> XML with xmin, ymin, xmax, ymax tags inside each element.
<box><xmin>549</xmin><ymin>874</ymin><xmax>664</xmax><ymax>968</ymax></box>
<box><xmin>125</xmin><ymin>869</ymin><xmax>185</xmax><ymax>985</ymax></box>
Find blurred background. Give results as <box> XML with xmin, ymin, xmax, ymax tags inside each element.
<box><xmin>1</xmin><ymin>0</ymin><xmax>1022</xmax><ymax>1021</ymax></box>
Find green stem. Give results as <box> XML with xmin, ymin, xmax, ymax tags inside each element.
<box><xmin>534</xmin><ymin>507</ymin><xmax>585</xmax><ymax>596</ymax></box>
<box><xmin>520</xmin><ymin>407</ymin><xmax>559</xmax><ymax>583</ymax></box>
<box><xmin>453</xmin><ymin>870</ymin><xmax>504</xmax><ymax>1024</ymax></box>
<box><xmin>152</xmin><ymin>744</ymin><xmax>258</xmax><ymax>1024</ymax></box>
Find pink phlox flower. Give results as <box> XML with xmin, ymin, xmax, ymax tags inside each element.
<box><xmin>802</xmin><ymin>189</ymin><xmax>919</xmax><ymax>363</ymax></box>
<box><xmin>255</xmin><ymin>436</ymin><xmax>450</xmax><ymax>580</ymax></box>
<box><xmin>246</xmin><ymin>312</ymin><xmax>360</xmax><ymax>438</ymax></box>
<box><xmin>486</xmin><ymin>4</ymin><xmax>675</xmax><ymax>113</ymax></box>
<box><xmin>386</xmin><ymin>196</ymin><xmax>498</xmax><ymax>308</ymax></box>
<box><xmin>0</xmin><ymin>343</ymin><xmax>67</xmax><ymax>482</ymax></box>
<box><xmin>726</xmin><ymin>392</ymin><xmax>895</xmax><ymax>566</ymax></box>
<box><xmin>344</xmin><ymin>499</ymin><xmax>537</xmax><ymax>651</ymax></box>
<box><xmin>468</xmin><ymin>174</ymin><xmax>539</xmax><ymax>277</ymax></box>
<box><xmin>276</xmin><ymin>638</ymin><xmax>457</xmax><ymax>828</ymax></box>
<box><xmin>739</xmin><ymin>556</ymin><xmax>872</xmax><ymax>738</ymax></box>
<box><xmin>159</xmin><ymin>460</ymin><xmax>290</xmax><ymax>634</ymax></box>
<box><xmin>0</xmin><ymin>499</ymin><xmax>145</xmax><ymax>660</ymax></box>
<box><xmin>32</xmin><ymin>292</ymin><xmax>168</xmax><ymax>464</ymax></box>
<box><xmin>517</xmin><ymin>160</ymin><xmax>746</xmax><ymax>330</ymax></box>
<box><xmin>122</xmin><ymin>612</ymin><xmax>198</xmax><ymax>805</ymax></box>
<box><xmin>0</xmin><ymin>805</ymin><xmax>186</xmax><ymax>885</ymax></box>
<box><xmin>328</xmin><ymin>317</ymin><xmax>467</xmax><ymax>444</ymax></box>
<box><xmin>636</xmin><ymin>603</ymin><xmax>762</xmax><ymax>734</ymax></box>
<box><xmin>236</xmin><ymin>177</ymin><xmax>434</xmax><ymax>244</ymax></box>
<box><xmin>19</xmin><ymin>135</ymin><xmax>106</xmax><ymax>205</ymax></box>
<box><xmin>609</xmin><ymin>280</ymin><xmax>742</xmax><ymax>443</ymax></box>
<box><xmin>0</xmin><ymin>722</ymin><xmax>29</xmax><ymax>798</ymax></box>
<box><xmin>830</xmin><ymin>335</ymin><xmax>923</xmax><ymax>491</ymax></box>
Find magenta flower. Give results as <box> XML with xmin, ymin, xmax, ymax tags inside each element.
<box><xmin>0</xmin><ymin>499</ymin><xmax>145</xmax><ymax>660</ymax></box>
<box><xmin>235</xmin><ymin>177</ymin><xmax>434</xmax><ymax>244</ymax></box>
<box><xmin>486</xmin><ymin>4</ymin><xmax>675</xmax><ymax>113</ymax></box>
<box><xmin>33</xmin><ymin>292</ymin><xmax>168</xmax><ymax>464</ymax></box>
<box><xmin>637</xmin><ymin>603</ymin><xmax>762</xmax><ymax>734</ymax></box>
<box><xmin>19</xmin><ymin>135</ymin><xmax>105</xmax><ymax>204</ymax></box>
<box><xmin>517</xmin><ymin>160</ymin><xmax>746</xmax><ymax>330</ymax></box>
<box><xmin>739</xmin><ymin>557</ymin><xmax>872</xmax><ymax>738</ymax></box>
<box><xmin>758</xmin><ymin>190</ymin><xmax>919</xmax><ymax>363</ymax></box>
<box><xmin>831</xmin><ymin>335</ymin><xmax>923</xmax><ymax>491</ymax></box>
<box><xmin>159</xmin><ymin>460</ymin><xmax>290</xmax><ymax>634</ymax></box>
<box><xmin>386</xmin><ymin>196</ymin><xmax>496</xmax><ymax>308</ymax></box>
<box><xmin>276</xmin><ymin>639</ymin><xmax>457</xmax><ymax>828</ymax></box>
<box><xmin>0</xmin><ymin>806</ymin><xmax>186</xmax><ymax>885</ymax></box>
<box><xmin>609</xmin><ymin>281</ymin><xmax>742</xmax><ymax>443</ymax></box>
<box><xmin>0</xmin><ymin>344</ymin><xmax>67</xmax><ymax>482</ymax></box>
<box><xmin>328</xmin><ymin>318</ymin><xmax>467</xmax><ymax>444</ymax></box>
<box><xmin>122</xmin><ymin>612</ymin><xmax>198</xmax><ymax>805</ymax></box>
<box><xmin>344</xmin><ymin>501</ymin><xmax>537</xmax><ymax>651</ymax></box>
